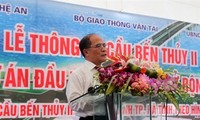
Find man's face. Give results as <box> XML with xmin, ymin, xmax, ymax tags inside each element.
<box><xmin>84</xmin><ymin>34</ymin><xmax>107</xmax><ymax>66</ymax></box>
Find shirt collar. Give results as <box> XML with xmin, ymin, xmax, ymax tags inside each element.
<box><xmin>85</xmin><ymin>60</ymin><xmax>96</xmax><ymax>70</ymax></box>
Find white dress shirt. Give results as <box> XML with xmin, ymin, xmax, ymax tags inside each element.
<box><xmin>66</xmin><ymin>60</ymin><xmax>106</xmax><ymax>117</ymax></box>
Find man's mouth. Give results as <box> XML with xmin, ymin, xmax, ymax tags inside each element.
<box><xmin>101</xmin><ymin>54</ymin><xmax>107</xmax><ymax>57</ymax></box>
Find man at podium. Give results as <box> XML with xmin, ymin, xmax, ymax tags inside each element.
<box><xmin>66</xmin><ymin>33</ymin><xmax>108</xmax><ymax>120</ymax></box>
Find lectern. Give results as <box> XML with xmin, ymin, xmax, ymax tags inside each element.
<box><xmin>71</xmin><ymin>92</ymin><xmax>168</xmax><ymax>120</ymax></box>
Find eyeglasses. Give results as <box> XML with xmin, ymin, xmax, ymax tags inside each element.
<box><xmin>89</xmin><ymin>43</ymin><xmax>106</xmax><ymax>48</ymax></box>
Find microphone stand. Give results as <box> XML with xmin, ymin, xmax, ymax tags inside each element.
<box><xmin>70</xmin><ymin>85</ymin><xmax>103</xmax><ymax>103</ymax></box>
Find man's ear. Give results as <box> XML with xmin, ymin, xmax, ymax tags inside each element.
<box><xmin>83</xmin><ymin>49</ymin><xmax>88</xmax><ymax>56</ymax></box>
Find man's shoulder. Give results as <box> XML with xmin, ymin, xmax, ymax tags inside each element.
<box><xmin>73</xmin><ymin>63</ymin><xmax>89</xmax><ymax>73</ymax></box>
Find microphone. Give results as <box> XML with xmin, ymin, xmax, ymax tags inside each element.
<box><xmin>88</xmin><ymin>85</ymin><xmax>102</xmax><ymax>94</ymax></box>
<box><xmin>70</xmin><ymin>86</ymin><xmax>99</xmax><ymax>103</ymax></box>
<box><xmin>88</xmin><ymin>87</ymin><xmax>95</xmax><ymax>94</ymax></box>
<box><xmin>70</xmin><ymin>85</ymin><xmax>107</xmax><ymax>103</ymax></box>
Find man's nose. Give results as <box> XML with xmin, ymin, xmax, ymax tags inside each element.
<box><xmin>101</xmin><ymin>47</ymin><xmax>107</xmax><ymax>51</ymax></box>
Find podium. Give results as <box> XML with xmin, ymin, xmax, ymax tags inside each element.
<box><xmin>107</xmin><ymin>93</ymin><xmax>152</xmax><ymax>120</ymax></box>
<box><xmin>71</xmin><ymin>92</ymin><xmax>168</xmax><ymax>120</ymax></box>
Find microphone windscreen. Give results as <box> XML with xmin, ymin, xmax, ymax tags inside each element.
<box><xmin>88</xmin><ymin>87</ymin><xmax>95</xmax><ymax>94</ymax></box>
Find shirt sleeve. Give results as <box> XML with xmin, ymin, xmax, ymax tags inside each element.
<box><xmin>66</xmin><ymin>70</ymin><xmax>94</xmax><ymax>113</ymax></box>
